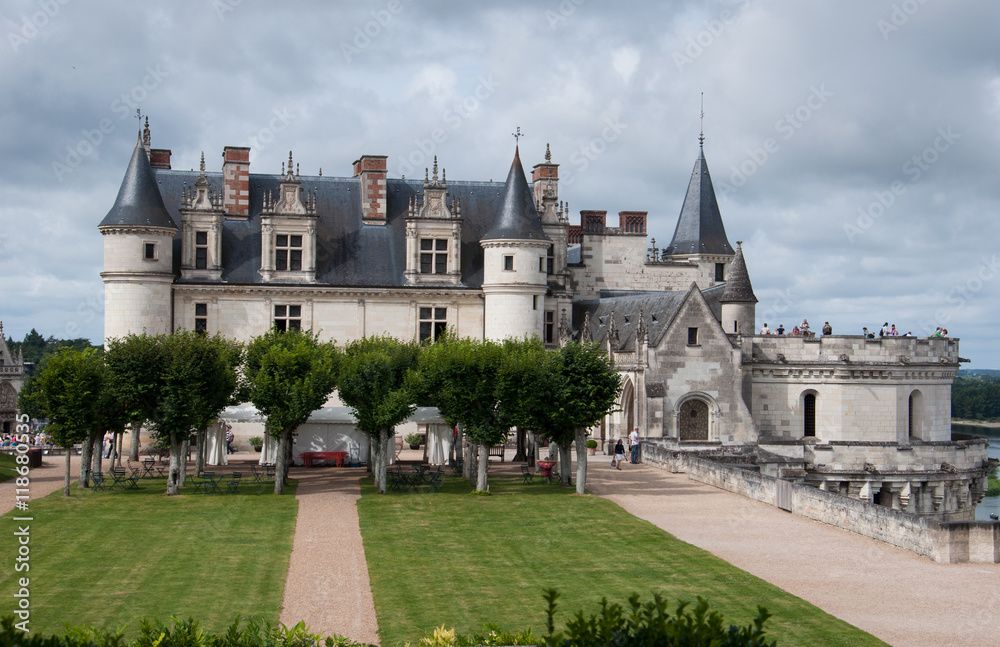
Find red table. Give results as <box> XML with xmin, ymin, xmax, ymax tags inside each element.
<box><xmin>300</xmin><ymin>451</ymin><xmax>348</xmax><ymax>467</ymax></box>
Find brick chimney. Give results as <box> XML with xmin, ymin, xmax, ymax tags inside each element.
<box><xmin>581</xmin><ymin>210</ymin><xmax>606</xmax><ymax>234</ymax></box>
<box><xmin>222</xmin><ymin>146</ymin><xmax>251</xmax><ymax>217</ymax></box>
<box><xmin>531</xmin><ymin>143</ymin><xmax>559</xmax><ymax>207</ymax></box>
<box><xmin>149</xmin><ymin>149</ymin><xmax>172</xmax><ymax>169</ymax></box>
<box><xmin>618</xmin><ymin>211</ymin><xmax>647</xmax><ymax>234</ymax></box>
<box><xmin>353</xmin><ymin>154</ymin><xmax>388</xmax><ymax>225</ymax></box>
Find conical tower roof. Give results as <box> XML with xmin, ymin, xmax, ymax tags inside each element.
<box><xmin>482</xmin><ymin>147</ymin><xmax>549</xmax><ymax>242</ymax></box>
<box><xmin>720</xmin><ymin>241</ymin><xmax>757</xmax><ymax>303</ymax></box>
<box><xmin>99</xmin><ymin>137</ymin><xmax>177</xmax><ymax>230</ymax></box>
<box><xmin>664</xmin><ymin>148</ymin><xmax>732</xmax><ymax>256</ymax></box>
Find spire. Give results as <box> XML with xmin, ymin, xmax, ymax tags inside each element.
<box><xmin>698</xmin><ymin>92</ymin><xmax>705</xmax><ymax>153</ymax></box>
<box><xmin>720</xmin><ymin>242</ymin><xmax>757</xmax><ymax>303</ymax></box>
<box><xmin>482</xmin><ymin>147</ymin><xmax>550</xmax><ymax>242</ymax></box>
<box><xmin>99</xmin><ymin>137</ymin><xmax>177</xmax><ymax>230</ymax></box>
<box><xmin>664</xmin><ymin>144</ymin><xmax>732</xmax><ymax>256</ymax></box>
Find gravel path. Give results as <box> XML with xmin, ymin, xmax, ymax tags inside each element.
<box><xmin>0</xmin><ymin>453</ymin><xmax>82</xmax><ymax>515</ymax></box>
<box><xmin>279</xmin><ymin>467</ymin><xmax>379</xmax><ymax>646</ymax></box>
<box><xmin>585</xmin><ymin>458</ymin><xmax>1000</xmax><ymax>647</ymax></box>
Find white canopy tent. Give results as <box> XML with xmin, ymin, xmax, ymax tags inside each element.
<box><xmin>217</xmin><ymin>404</ymin><xmax>449</xmax><ymax>466</ymax></box>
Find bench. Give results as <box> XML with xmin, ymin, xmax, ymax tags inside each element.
<box><xmin>300</xmin><ymin>451</ymin><xmax>348</xmax><ymax>467</ymax></box>
<box><xmin>487</xmin><ymin>444</ymin><xmax>505</xmax><ymax>462</ymax></box>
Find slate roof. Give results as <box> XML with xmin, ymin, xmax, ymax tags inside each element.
<box><xmin>154</xmin><ymin>167</ymin><xmax>519</xmax><ymax>289</ymax></box>
<box><xmin>100</xmin><ymin>139</ymin><xmax>178</xmax><ymax>230</ymax></box>
<box><xmin>573</xmin><ymin>284</ymin><xmax>725</xmax><ymax>351</ymax></box>
<box><xmin>663</xmin><ymin>148</ymin><xmax>733</xmax><ymax>256</ymax></box>
<box><xmin>481</xmin><ymin>147</ymin><xmax>549</xmax><ymax>243</ymax></box>
<box><xmin>720</xmin><ymin>242</ymin><xmax>757</xmax><ymax>303</ymax></box>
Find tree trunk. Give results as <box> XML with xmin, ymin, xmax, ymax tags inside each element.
<box><xmin>371</xmin><ymin>428</ymin><xmax>388</xmax><ymax>494</ymax></box>
<box><xmin>78</xmin><ymin>431</ymin><xmax>95</xmax><ymax>488</ymax></box>
<box><xmin>166</xmin><ymin>433</ymin><xmax>182</xmax><ymax>496</ymax></box>
<box><xmin>91</xmin><ymin>434</ymin><xmax>103</xmax><ymax>478</ymax></box>
<box><xmin>274</xmin><ymin>430</ymin><xmax>289</xmax><ymax>495</ymax></box>
<box><xmin>513</xmin><ymin>427</ymin><xmax>527</xmax><ymax>462</ymax></box>
<box><xmin>528</xmin><ymin>432</ymin><xmax>537</xmax><ymax>467</ymax></box>
<box><xmin>179</xmin><ymin>437</ymin><xmax>189</xmax><ymax>487</ymax></box>
<box><xmin>195</xmin><ymin>428</ymin><xmax>206</xmax><ymax>476</ymax></box>
<box><xmin>465</xmin><ymin>440</ymin><xmax>477</xmax><ymax>480</ymax></box>
<box><xmin>476</xmin><ymin>442</ymin><xmax>489</xmax><ymax>492</ymax></box>
<box><xmin>129</xmin><ymin>421</ymin><xmax>140</xmax><ymax>462</ymax></box>
<box><xmin>560</xmin><ymin>439</ymin><xmax>572</xmax><ymax>486</ymax></box>
<box><xmin>63</xmin><ymin>449</ymin><xmax>71</xmax><ymax>496</ymax></box>
<box><xmin>575</xmin><ymin>428</ymin><xmax>587</xmax><ymax>495</ymax></box>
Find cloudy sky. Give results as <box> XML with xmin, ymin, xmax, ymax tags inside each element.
<box><xmin>3</xmin><ymin>1</ymin><xmax>999</xmax><ymax>366</ymax></box>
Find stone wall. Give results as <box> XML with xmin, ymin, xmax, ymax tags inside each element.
<box><xmin>641</xmin><ymin>440</ymin><xmax>999</xmax><ymax>563</ymax></box>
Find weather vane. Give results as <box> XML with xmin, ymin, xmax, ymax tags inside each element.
<box><xmin>512</xmin><ymin>126</ymin><xmax>523</xmax><ymax>144</ymax></box>
<box><xmin>134</xmin><ymin>108</ymin><xmax>143</xmax><ymax>123</ymax></box>
<box><xmin>699</xmin><ymin>92</ymin><xmax>705</xmax><ymax>149</ymax></box>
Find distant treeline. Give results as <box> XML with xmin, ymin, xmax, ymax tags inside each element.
<box><xmin>952</xmin><ymin>374</ymin><xmax>1000</xmax><ymax>421</ymax></box>
<box><xmin>5</xmin><ymin>329</ymin><xmax>100</xmax><ymax>372</ymax></box>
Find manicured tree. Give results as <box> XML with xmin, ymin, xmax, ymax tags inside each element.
<box><xmin>32</xmin><ymin>348</ymin><xmax>104</xmax><ymax>496</ymax></box>
<box><xmin>147</xmin><ymin>331</ymin><xmax>241</xmax><ymax>496</ymax></box>
<box><xmin>104</xmin><ymin>333</ymin><xmax>165</xmax><ymax>463</ymax></box>
<box><xmin>338</xmin><ymin>335</ymin><xmax>421</xmax><ymax>494</ymax></box>
<box><xmin>418</xmin><ymin>336</ymin><xmax>509</xmax><ymax>492</ymax></box>
<box><xmin>242</xmin><ymin>328</ymin><xmax>339</xmax><ymax>495</ymax></box>
<box><xmin>495</xmin><ymin>337</ymin><xmax>556</xmax><ymax>464</ymax></box>
<box><xmin>543</xmin><ymin>341</ymin><xmax>622</xmax><ymax>493</ymax></box>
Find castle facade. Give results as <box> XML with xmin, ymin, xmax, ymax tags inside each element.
<box><xmin>99</xmin><ymin>123</ymin><xmax>989</xmax><ymax>519</ymax></box>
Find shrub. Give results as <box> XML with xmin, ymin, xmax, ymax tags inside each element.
<box><xmin>405</xmin><ymin>433</ymin><xmax>423</xmax><ymax>446</ymax></box>
<box><xmin>538</xmin><ymin>589</ymin><xmax>775</xmax><ymax>647</ymax></box>
<box><xmin>585</xmin><ymin>439</ymin><xmax>598</xmax><ymax>449</ymax></box>
<box><xmin>248</xmin><ymin>436</ymin><xmax>264</xmax><ymax>449</ymax></box>
<box><xmin>0</xmin><ymin>616</ymin><xmax>374</xmax><ymax>647</ymax></box>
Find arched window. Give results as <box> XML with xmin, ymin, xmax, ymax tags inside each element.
<box><xmin>803</xmin><ymin>392</ymin><xmax>816</xmax><ymax>437</ymax></box>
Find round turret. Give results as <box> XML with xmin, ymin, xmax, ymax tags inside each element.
<box><xmin>719</xmin><ymin>241</ymin><xmax>756</xmax><ymax>335</ymax></box>
<box><xmin>98</xmin><ymin>137</ymin><xmax>178</xmax><ymax>340</ymax></box>
<box><xmin>481</xmin><ymin>147</ymin><xmax>550</xmax><ymax>341</ymax></box>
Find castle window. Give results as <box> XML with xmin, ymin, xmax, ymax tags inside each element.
<box><xmin>419</xmin><ymin>306</ymin><xmax>447</xmax><ymax>343</ymax></box>
<box><xmin>275</xmin><ymin>234</ymin><xmax>302</xmax><ymax>271</ymax></box>
<box><xmin>687</xmin><ymin>327</ymin><xmax>699</xmax><ymax>345</ymax></box>
<box><xmin>803</xmin><ymin>393</ymin><xmax>816</xmax><ymax>437</ymax></box>
<box><xmin>274</xmin><ymin>304</ymin><xmax>301</xmax><ymax>332</ymax></box>
<box><xmin>195</xmin><ymin>231</ymin><xmax>208</xmax><ymax>270</ymax></box>
<box><xmin>420</xmin><ymin>239</ymin><xmax>448</xmax><ymax>274</ymax></box>
<box><xmin>143</xmin><ymin>242</ymin><xmax>157</xmax><ymax>260</ymax></box>
<box><xmin>546</xmin><ymin>245</ymin><xmax>554</xmax><ymax>275</ymax></box>
<box><xmin>194</xmin><ymin>303</ymin><xmax>207</xmax><ymax>334</ymax></box>
<box><xmin>503</xmin><ymin>255</ymin><xmax>514</xmax><ymax>271</ymax></box>
<box><xmin>715</xmin><ymin>263</ymin><xmax>725</xmax><ymax>282</ymax></box>
<box><xmin>545</xmin><ymin>310</ymin><xmax>555</xmax><ymax>344</ymax></box>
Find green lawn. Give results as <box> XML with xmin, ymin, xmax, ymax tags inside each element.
<box><xmin>358</xmin><ymin>475</ymin><xmax>886</xmax><ymax>647</ymax></box>
<box><xmin>0</xmin><ymin>452</ymin><xmax>17</xmax><ymax>482</ymax></box>
<box><xmin>0</xmin><ymin>475</ymin><xmax>298</xmax><ymax>637</ymax></box>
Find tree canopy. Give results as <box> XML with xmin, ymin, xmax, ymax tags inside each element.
<box><xmin>242</xmin><ymin>328</ymin><xmax>339</xmax><ymax>494</ymax></box>
<box><xmin>339</xmin><ymin>335</ymin><xmax>421</xmax><ymax>494</ymax></box>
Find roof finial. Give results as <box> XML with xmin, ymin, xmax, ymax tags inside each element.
<box><xmin>512</xmin><ymin>125</ymin><xmax>523</xmax><ymax>151</ymax></box>
<box><xmin>199</xmin><ymin>151</ymin><xmax>206</xmax><ymax>173</ymax></box>
<box><xmin>545</xmin><ymin>142</ymin><xmax>551</xmax><ymax>162</ymax></box>
<box><xmin>699</xmin><ymin>92</ymin><xmax>705</xmax><ymax>151</ymax></box>
<box><xmin>432</xmin><ymin>155</ymin><xmax>438</xmax><ymax>183</ymax></box>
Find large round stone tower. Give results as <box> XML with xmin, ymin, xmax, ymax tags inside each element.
<box><xmin>719</xmin><ymin>241</ymin><xmax>757</xmax><ymax>335</ymax></box>
<box><xmin>98</xmin><ymin>136</ymin><xmax>178</xmax><ymax>341</ymax></box>
<box><xmin>480</xmin><ymin>147</ymin><xmax>551</xmax><ymax>341</ymax></box>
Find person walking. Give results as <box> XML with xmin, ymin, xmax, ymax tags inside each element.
<box><xmin>613</xmin><ymin>439</ymin><xmax>626</xmax><ymax>470</ymax></box>
<box><xmin>628</xmin><ymin>427</ymin><xmax>640</xmax><ymax>464</ymax></box>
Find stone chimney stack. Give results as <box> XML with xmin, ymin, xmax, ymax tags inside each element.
<box><xmin>353</xmin><ymin>154</ymin><xmax>388</xmax><ymax>225</ymax></box>
<box><xmin>222</xmin><ymin>146</ymin><xmax>251</xmax><ymax>217</ymax></box>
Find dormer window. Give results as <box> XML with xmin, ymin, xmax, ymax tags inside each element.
<box><xmin>275</xmin><ymin>234</ymin><xmax>303</xmax><ymax>271</ymax></box>
<box><xmin>195</xmin><ymin>231</ymin><xmax>208</xmax><ymax>269</ymax></box>
<box><xmin>420</xmin><ymin>239</ymin><xmax>448</xmax><ymax>274</ymax></box>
